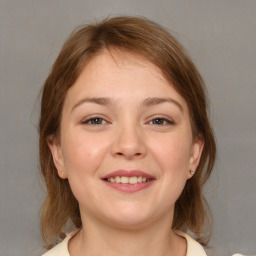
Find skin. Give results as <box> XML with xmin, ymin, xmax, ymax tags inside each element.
<box><xmin>48</xmin><ymin>50</ymin><xmax>204</xmax><ymax>256</ymax></box>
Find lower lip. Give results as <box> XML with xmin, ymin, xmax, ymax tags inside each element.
<box><xmin>103</xmin><ymin>180</ymin><xmax>154</xmax><ymax>193</ymax></box>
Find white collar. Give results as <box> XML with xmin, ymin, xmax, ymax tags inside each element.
<box><xmin>42</xmin><ymin>229</ymin><xmax>207</xmax><ymax>256</ymax></box>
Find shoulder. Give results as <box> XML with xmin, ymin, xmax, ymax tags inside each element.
<box><xmin>41</xmin><ymin>230</ymin><xmax>78</xmax><ymax>256</ymax></box>
<box><xmin>42</xmin><ymin>241</ymin><xmax>69</xmax><ymax>256</ymax></box>
<box><xmin>175</xmin><ymin>230</ymin><xmax>207</xmax><ymax>256</ymax></box>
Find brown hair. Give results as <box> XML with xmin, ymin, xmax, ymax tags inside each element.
<box><xmin>39</xmin><ymin>16</ymin><xmax>216</xmax><ymax>248</ymax></box>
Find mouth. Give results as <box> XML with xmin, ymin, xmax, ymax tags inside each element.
<box><xmin>101</xmin><ymin>170</ymin><xmax>155</xmax><ymax>193</ymax></box>
<box><xmin>104</xmin><ymin>176</ymin><xmax>153</xmax><ymax>184</ymax></box>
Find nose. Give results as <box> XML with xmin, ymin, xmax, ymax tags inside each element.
<box><xmin>111</xmin><ymin>124</ymin><xmax>146</xmax><ymax>160</ymax></box>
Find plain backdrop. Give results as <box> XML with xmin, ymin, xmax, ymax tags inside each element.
<box><xmin>0</xmin><ymin>1</ymin><xmax>255</xmax><ymax>255</ymax></box>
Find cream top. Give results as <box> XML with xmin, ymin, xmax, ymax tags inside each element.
<box><xmin>42</xmin><ymin>230</ymin><xmax>207</xmax><ymax>256</ymax></box>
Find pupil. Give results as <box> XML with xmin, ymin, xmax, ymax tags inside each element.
<box><xmin>93</xmin><ymin>118</ymin><xmax>101</xmax><ymax>124</ymax></box>
<box><xmin>155</xmin><ymin>119</ymin><xmax>163</xmax><ymax>124</ymax></box>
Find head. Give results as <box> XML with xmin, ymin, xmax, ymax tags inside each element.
<box><xmin>39</xmin><ymin>16</ymin><xmax>216</xmax><ymax>247</ymax></box>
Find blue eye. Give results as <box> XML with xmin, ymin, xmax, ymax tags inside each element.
<box><xmin>82</xmin><ymin>117</ymin><xmax>107</xmax><ymax>125</ymax></box>
<box><xmin>149</xmin><ymin>118</ymin><xmax>174</xmax><ymax>125</ymax></box>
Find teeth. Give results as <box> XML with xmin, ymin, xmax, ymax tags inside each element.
<box><xmin>129</xmin><ymin>176</ymin><xmax>138</xmax><ymax>184</ymax></box>
<box><xmin>115</xmin><ymin>176</ymin><xmax>121</xmax><ymax>183</ymax></box>
<box><xmin>121</xmin><ymin>176</ymin><xmax>129</xmax><ymax>184</ymax></box>
<box><xmin>107</xmin><ymin>176</ymin><xmax>151</xmax><ymax>184</ymax></box>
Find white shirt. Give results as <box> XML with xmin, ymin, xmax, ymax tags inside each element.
<box><xmin>42</xmin><ymin>230</ymin><xmax>207</xmax><ymax>256</ymax></box>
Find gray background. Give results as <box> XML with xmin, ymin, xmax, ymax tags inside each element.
<box><xmin>0</xmin><ymin>0</ymin><xmax>255</xmax><ymax>255</ymax></box>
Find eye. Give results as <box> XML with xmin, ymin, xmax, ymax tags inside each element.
<box><xmin>82</xmin><ymin>117</ymin><xmax>107</xmax><ymax>125</ymax></box>
<box><xmin>149</xmin><ymin>117</ymin><xmax>174</xmax><ymax>125</ymax></box>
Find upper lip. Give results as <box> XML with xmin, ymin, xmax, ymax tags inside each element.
<box><xmin>102</xmin><ymin>170</ymin><xmax>155</xmax><ymax>180</ymax></box>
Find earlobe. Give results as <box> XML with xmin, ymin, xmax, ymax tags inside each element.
<box><xmin>188</xmin><ymin>138</ymin><xmax>204</xmax><ymax>179</ymax></box>
<box><xmin>47</xmin><ymin>135</ymin><xmax>67</xmax><ymax>179</ymax></box>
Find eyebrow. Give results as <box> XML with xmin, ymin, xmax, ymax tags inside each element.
<box><xmin>71</xmin><ymin>97</ymin><xmax>113</xmax><ymax>112</ymax></box>
<box><xmin>142</xmin><ymin>97</ymin><xmax>183</xmax><ymax>112</ymax></box>
<box><xmin>71</xmin><ymin>96</ymin><xmax>183</xmax><ymax>112</ymax></box>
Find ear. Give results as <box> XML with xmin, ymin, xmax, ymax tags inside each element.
<box><xmin>47</xmin><ymin>135</ymin><xmax>67</xmax><ymax>179</ymax></box>
<box><xmin>187</xmin><ymin>137</ymin><xmax>204</xmax><ymax>179</ymax></box>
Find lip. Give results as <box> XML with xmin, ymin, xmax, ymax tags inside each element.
<box><xmin>101</xmin><ymin>169</ymin><xmax>156</xmax><ymax>193</ymax></box>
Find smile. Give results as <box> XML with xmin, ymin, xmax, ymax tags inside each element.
<box><xmin>105</xmin><ymin>176</ymin><xmax>152</xmax><ymax>184</ymax></box>
<box><xmin>102</xmin><ymin>170</ymin><xmax>155</xmax><ymax>193</ymax></box>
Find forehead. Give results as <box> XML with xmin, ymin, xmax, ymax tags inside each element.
<box><xmin>64</xmin><ymin>49</ymin><xmax>188</xmax><ymax>110</ymax></box>
<box><xmin>82</xmin><ymin>49</ymin><xmax>166</xmax><ymax>84</ymax></box>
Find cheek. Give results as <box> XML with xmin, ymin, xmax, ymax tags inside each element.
<box><xmin>60</xmin><ymin>130</ymin><xmax>111</xmax><ymax>204</ymax></box>
<box><xmin>151</xmin><ymin>134</ymin><xmax>192</xmax><ymax>208</ymax></box>
<box><xmin>151</xmin><ymin>133</ymin><xmax>192</xmax><ymax>174</ymax></box>
<box><xmin>61</xmin><ymin>130</ymin><xmax>110</xmax><ymax>176</ymax></box>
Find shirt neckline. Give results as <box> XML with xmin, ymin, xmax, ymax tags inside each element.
<box><xmin>51</xmin><ymin>229</ymin><xmax>207</xmax><ymax>256</ymax></box>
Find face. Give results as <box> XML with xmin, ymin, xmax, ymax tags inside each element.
<box><xmin>48</xmin><ymin>50</ymin><xmax>203</xmax><ymax>229</ymax></box>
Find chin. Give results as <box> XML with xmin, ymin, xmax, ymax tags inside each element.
<box><xmin>102</xmin><ymin>206</ymin><xmax>159</xmax><ymax>229</ymax></box>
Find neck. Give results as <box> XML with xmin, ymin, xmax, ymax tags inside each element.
<box><xmin>69</xmin><ymin>211</ymin><xmax>186</xmax><ymax>256</ymax></box>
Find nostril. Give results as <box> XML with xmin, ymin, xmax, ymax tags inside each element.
<box><xmin>115</xmin><ymin>152</ymin><xmax>141</xmax><ymax>157</ymax></box>
<box><xmin>112</xmin><ymin>140</ymin><xmax>146</xmax><ymax>158</ymax></box>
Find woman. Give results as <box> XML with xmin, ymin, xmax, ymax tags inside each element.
<box><xmin>39</xmin><ymin>16</ymin><xmax>216</xmax><ymax>256</ymax></box>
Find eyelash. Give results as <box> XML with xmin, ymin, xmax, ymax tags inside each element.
<box><xmin>81</xmin><ymin>116</ymin><xmax>174</xmax><ymax>126</ymax></box>
<box><xmin>81</xmin><ymin>117</ymin><xmax>107</xmax><ymax>125</ymax></box>
<box><xmin>148</xmin><ymin>117</ymin><xmax>175</xmax><ymax>126</ymax></box>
